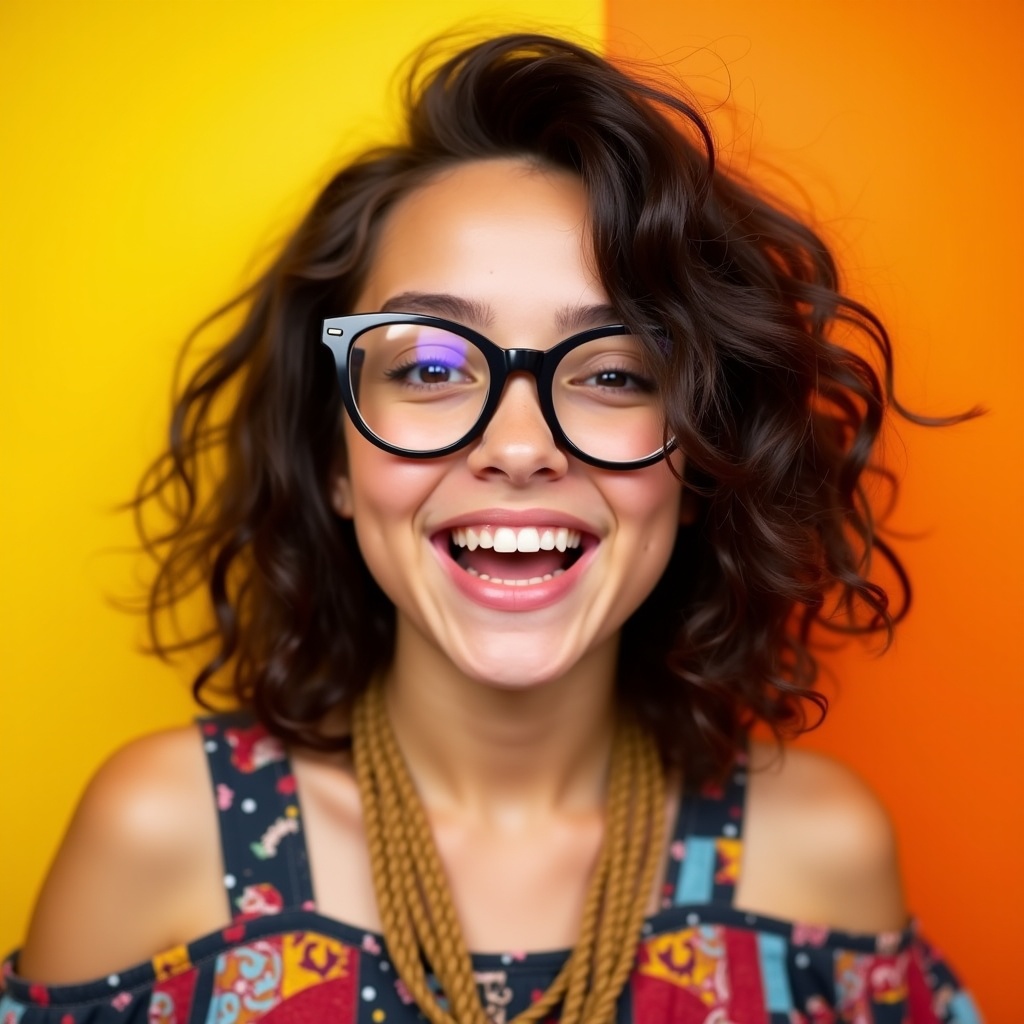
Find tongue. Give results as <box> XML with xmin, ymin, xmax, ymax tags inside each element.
<box><xmin>459</xmin><ymin>548</ymin><xmax>566</xmax><ymax>579</ymax></box>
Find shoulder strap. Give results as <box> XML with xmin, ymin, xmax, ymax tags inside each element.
<box><xmin>663</xmin><ymin>748</ymin><xmax>748</xmax><ymax>910</ymax></box>
<box><xmin>198</xmin><ymin>713</ymin><xmax>316</xmax><ymax>920</ymax></box>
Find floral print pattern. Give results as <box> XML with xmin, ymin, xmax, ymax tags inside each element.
<box><xmin>0</xmin><ymin>715</ymin><xmax>982</xmax><ymax>1023</ymax></box>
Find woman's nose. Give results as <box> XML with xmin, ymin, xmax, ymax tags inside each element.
<box><xmin>465</xmin><ymin>374</ymin><xmax>569</xmax><ymax>484</ymax></box>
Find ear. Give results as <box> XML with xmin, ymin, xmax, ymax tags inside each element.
<box><xmin>331</xmin><ymin>473</ymin><xmax>354</xmax><ymax>519</ymax></box>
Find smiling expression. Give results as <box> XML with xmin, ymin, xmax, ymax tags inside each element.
<box><xmin>332</xmin><ymin>158</ymin><xmax>684</xmax><ymax>689</ymax></box>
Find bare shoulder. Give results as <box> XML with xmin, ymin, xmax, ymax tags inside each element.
<box><xmin>18</xmin><ymin>725</ymin><xmax>227</xmax><ymax>984</ymax></box>
<box><xmin>738</xmin><ymin>742</ymin><xmax>907</xmax><ymax>933</ymax></box>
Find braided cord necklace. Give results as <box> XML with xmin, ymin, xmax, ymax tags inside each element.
<box><xmin>352</xmin><ymin>683</ymin><xmax>666</xmax><ymax>1024</ymax></box>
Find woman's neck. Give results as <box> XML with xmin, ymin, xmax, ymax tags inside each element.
<box><xmin>381</xmin><ymin>620</ymin><xmax>620</xmax><ymax>825</ymax></box>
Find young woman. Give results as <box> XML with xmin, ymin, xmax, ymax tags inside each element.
<box><xmin>3</xmin><ymin>34</ymin><xmax>980</xmax><ymax>1024</ymax></box>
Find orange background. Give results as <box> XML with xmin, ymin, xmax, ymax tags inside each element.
<box><xmin>605</xmin><ymin>2</ymin><xmax>1022</xmax><ymax>1020</ymax></box>
<box><xmin>2</xmin><ymin>2</ymin><xmax>1021</xmax><ymax>1021</ymax></box>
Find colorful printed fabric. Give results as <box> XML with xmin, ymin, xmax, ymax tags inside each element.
<box><xmin>1</xmin><ymin>714</ymin><xmax>982</xmax><ymax>1023</ymax></box>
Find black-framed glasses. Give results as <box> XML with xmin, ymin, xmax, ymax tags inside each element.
<box><xmin>321</xmin><ymin>313</ymin><xmax>675</xmax><ymax>470</ymax></box>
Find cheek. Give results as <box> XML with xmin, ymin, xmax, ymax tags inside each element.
<box><xmin>610</xmin><ymin>464</ymin><xmax>684</xmax><ymax>553</ymax></box>
<box><xmin>340</xmin><ymin>427</ymin><xmax>444</xmax><ymax>587</ymax></box>
<box><xmin>589</xmin><ymin>466</ymin><xmax>683</xmax><ymax>640</ymax></box>
<box><xmin>342</xmin><ymin>422</ymin><xmax>429</xmax><ymax>514</ymax></box>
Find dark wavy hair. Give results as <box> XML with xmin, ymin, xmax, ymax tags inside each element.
<box><xmin>133</xmin><ymin>33</ymin><xmax>967</xmax><ymax>786</ymax></box>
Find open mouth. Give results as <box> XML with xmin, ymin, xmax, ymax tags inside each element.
<box><xmin>444</xmin><ymin>526</ymin><xmax>588</xmax><ymax>586</ymax></box>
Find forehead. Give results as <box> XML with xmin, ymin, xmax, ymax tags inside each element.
<box><xmin>355</xmin><ymin>159</ymin><xmax>606</xmax><ymax>328</ymax></box>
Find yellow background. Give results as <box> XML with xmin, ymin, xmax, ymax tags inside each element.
<box><xmin>2</xmin><ymin>2</ymin><xmax>1021</xmax><ymax>1020</ymax></box>
<box><xmin>0</xmin><ymin>0</ymin><xmax>602</xmax><ymax>946</ymax></box>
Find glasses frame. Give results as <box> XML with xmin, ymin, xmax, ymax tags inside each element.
<box><xmin>321</xmin><ymin>312</ymin><xmax>675</xmax><ymax>471</ymax></box>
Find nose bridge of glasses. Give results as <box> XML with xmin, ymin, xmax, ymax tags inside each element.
<box><xmin>489</xmin><ymin>347</ymin><xmax>550</xmax><ymax>413</ymax></box>
<box><xmin>486</xmin><ymin>348</ymin><xmax>557</xmax><ymax>444</ymax></box>
<box><xmin>492</xmin><ymin>347</ymin><xmax>553</xmax><ymax>417</ymax></box>
<box><xmin>501</xmin><ymin>347</ymin><xmax>546</xmax><ymax>378</ymax></box>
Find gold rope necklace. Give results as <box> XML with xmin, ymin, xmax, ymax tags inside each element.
<box><xmin>352</xmin><ymin>683</ymin><xmax>666</xmax><ymax>1024</ymax></box>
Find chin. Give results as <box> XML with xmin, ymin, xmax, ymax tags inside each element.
<box><xmin>457</xmin><ymin>652</ymin><xmax>569</xmax><ymax>691</ymax></box>
<box><xmin>442</xmin><ymin>627</ymin><xmax>607</xmax><ymax>692</ymax></box>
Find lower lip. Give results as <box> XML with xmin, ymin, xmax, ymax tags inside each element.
<box><xmin>432</xmin><ymin>539</ymin><xmax>597</xmax><ymax>612</ymax></box>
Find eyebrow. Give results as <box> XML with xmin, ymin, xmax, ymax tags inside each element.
<box><xmin>379</xmin><ymin>292</ymin><xmax>494</xmax><ymax>326</ymax></box>
<box><xmin>378</xmin><ymin>292</ymin><xmax>623</xmax><ymax>334</ymax></box>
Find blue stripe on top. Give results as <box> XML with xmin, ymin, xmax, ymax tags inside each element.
<box><xmin>676</xmin><ymin>836</ymin><xmax>717</xmax><ymax>904</ymax></box>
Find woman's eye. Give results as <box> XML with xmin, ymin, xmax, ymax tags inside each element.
<box><xmin>580</xmin><ymin>367</ymin><xmax>654</xmax><ymax>392</ymax></box>
<box><xmin>415</xmin><ymin>363</ymin><xmax>460</xmax><ymax>384</ymax></box>
<box><xmin>385</xmin><ymin>356</ymin><xmax>472</xmax><ymax>386</ymax></box>
<box><xmin>592</xmin><ymin>370</ymin><xmax>630</xmax><ymax>388</ymax></box>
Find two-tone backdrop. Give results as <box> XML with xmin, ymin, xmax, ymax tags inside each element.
<box><xmin>2</xmin><ymin>3</ymin><xmax>1020</xmax><ymax>1020</ymax></box>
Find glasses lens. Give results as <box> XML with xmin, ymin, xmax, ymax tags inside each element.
<box><xmin>552</xmin><ymin>334</ymin><xmax>669</xmax><ymax>463</ymax></box>
<box><xmin>349</xmin><ymin>322</ymin><xmax>490</xmax><ymax>452</ymax></box>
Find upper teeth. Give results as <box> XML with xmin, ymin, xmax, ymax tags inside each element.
<box><xmin>451</xmin><ymin>526</ymin><xmax>582</xmax><ymax>553</ymax></box>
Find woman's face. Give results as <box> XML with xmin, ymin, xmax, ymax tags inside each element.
<box><xmin>333</xmin><ymin>158</ymin><xmax>684</xmax><ymax>688</ymax></box>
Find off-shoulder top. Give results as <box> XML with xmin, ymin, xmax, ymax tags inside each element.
<box><xmin>1</xmin><ymin>714</ymin><xmax>982</xmax><ymax>1023</ymax></box>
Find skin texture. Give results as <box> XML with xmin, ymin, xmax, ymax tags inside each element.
<box><xmin>18</xmin><ymin>159</ymin><xmax>906</xmax><ymax>984</ymax></box>
<box><xmin>335</xmin><ymin>159</ymin><xmax>686</xmax><ymax>695</ymax></box>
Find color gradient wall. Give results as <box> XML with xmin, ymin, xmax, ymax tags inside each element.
<box><xmin>2</xmin><ymin>3</ymin><xmax>1020</xmax><ymax>1020</ymax></box>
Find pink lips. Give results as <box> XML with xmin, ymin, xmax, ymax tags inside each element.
<box><xmin>430</xmin><ymin>508</ymin><xmax>599</xmax><ymax>612</ymax></box>
<box><xmin>432</xmin><ymin>508</ymin><xmax>597</xmax><ymax>533</ymax></box>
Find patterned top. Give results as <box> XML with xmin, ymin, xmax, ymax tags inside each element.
<box><xmin>1</xmin><ymin>714</ymin><xmax>982</xmax><ymax>1024</ymax></box>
